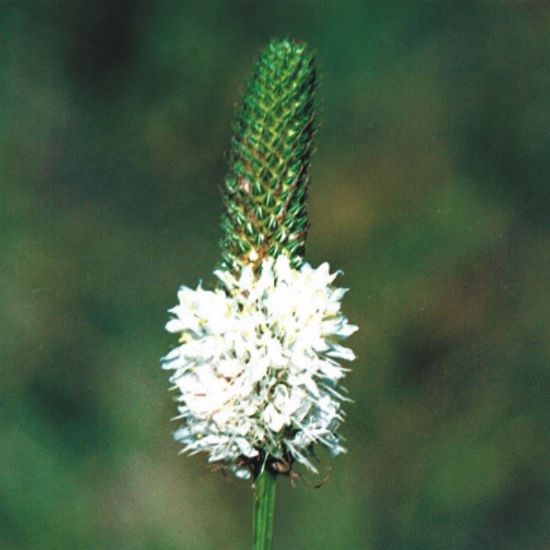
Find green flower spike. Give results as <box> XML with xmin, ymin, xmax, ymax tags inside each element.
<box><xmin>163</xmin><ymin>39</ymin><xmax>357</xmax><ymax>550</ymax></box>
<box><xmin>220</xmin><ymin>38</ymin><xmax>316</xmax><ymax>272</ymax></box>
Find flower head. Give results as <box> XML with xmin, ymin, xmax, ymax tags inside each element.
<box><xmin>162</xmin><ymin>254</ymin><xmax>357</xmax><ymax>479</ymax></box>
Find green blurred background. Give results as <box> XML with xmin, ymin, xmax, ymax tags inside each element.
<box><xmin>2</xmin><ymin>2</ymin><xmax>549</xmax><ymax>549</ymax></box>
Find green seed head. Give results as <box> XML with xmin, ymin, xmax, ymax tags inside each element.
<box><xmin>220</xmin><ymin>38</ymin><xmax>316</xmax><ymax>272</ymax></box>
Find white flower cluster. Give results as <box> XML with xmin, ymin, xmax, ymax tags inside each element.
<box><xmin>162</xmin><ymin>254</ymin><xmax>357</xmax><ymax>479</ymax></box>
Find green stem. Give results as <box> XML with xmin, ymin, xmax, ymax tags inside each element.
<box><xmin>252</xmin><ymin>470</ymin><xmax>277</xmax><ymax>550</ymax></box>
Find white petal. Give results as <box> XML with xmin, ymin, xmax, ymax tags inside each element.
<box><xmin>327</xmin><ymin>344</ymin><xmax>356</xmax><ymax>362</ymax></box>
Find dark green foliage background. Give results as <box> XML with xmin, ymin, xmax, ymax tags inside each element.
<box><xmin>1</xmin><ymin>2</ymin><xmax>549</xmax><ymax>549</ymax></box>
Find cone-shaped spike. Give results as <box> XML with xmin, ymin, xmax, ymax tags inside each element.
<box><xmin>220</xmin><ymin>38</ymin><xmax>316</xmax><ymax>272</ymax></box>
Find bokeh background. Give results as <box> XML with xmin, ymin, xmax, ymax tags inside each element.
<box><xmin>2</xmin><ymin>2</ymin><xmax>549</xmax><ymax>549</ymax></box>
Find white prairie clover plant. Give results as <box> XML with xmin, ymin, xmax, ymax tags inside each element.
<box><xmin>162</xmin><ymin>38</ymin><xmax>357</xmax><ymax>550</ymax></box>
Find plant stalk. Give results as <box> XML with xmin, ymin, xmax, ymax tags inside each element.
<box><xmin>252</xmin><ymin>470</ymin><xmax>277</xmax><ymax>550</ymax></box>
